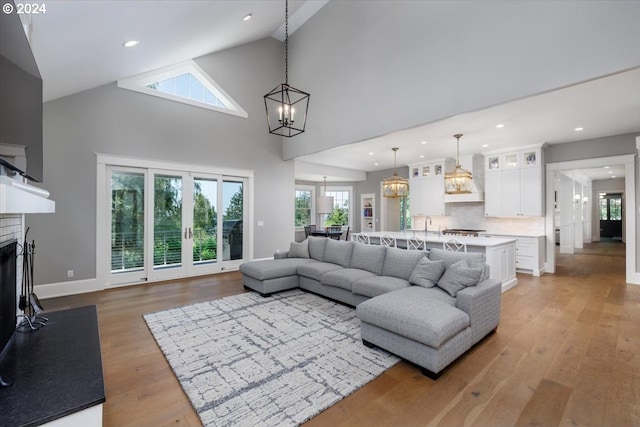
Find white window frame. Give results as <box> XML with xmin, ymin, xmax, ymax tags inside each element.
<box><xmin>322</xmin><ymin>185</ymin><xmax>353</xmax><ymax>228</ymax></box>
<box><xmin>117</xmin><ymin>60</ymin><xmax>248</xmax><ymax>118</ymax></box>
<box><xmin>294</xmin><ymin>185</ymin><xmax>315</xmax><ymax>229</ymax></box>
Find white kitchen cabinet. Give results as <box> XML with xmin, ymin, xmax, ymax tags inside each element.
<box><xmin>482</xmin><ymin>234</ymin><xmax>545</xmax><ymax>276</ymax></box>
<box><xmin>484</xmin><ymin>171</ymin><xmax>502</xmax><ymax>217</ymax></box>
<box><xmin>485</xmin><ymin>242</ymin><xmax>517</xmax><ymax>292</ymax></box>
<box><xmin>484</xmin><ymin>146</ymin><xmax>543</xmax><ymax>217</ymax></box>
<box><xmin>409</xmin><ymin>160</ymin><xmax>453</xmax><ymax>217</ymax></box>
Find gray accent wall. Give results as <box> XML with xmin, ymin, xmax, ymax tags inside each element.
<box><xmin>283</xmin><ymin>1</ymin><xmax>640</xmax><ymax>159</ymax></box>
<box><xmin>28</xmin><ymin>38</ymin><xmax>294</xmax><ymax>285</ymax></box>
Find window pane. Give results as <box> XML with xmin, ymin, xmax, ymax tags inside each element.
<box><xmin>324</xmin><ymin>190</ymin><xmax>349</xmax><ymax>226</ymax></box>
<box><xmin>223</xmin><ymin>181</ymin><xmax>243</xmax><ymax>261</ymax></box>
<box><xmin>111</xmin><ymin>172</ymin><xmax>144</xmax><ymax>273</ymax></box>
<box><xmin>295</xmin><ymin>190</ymin><xmax>311</xmax><ymax>227</ymax></box>
<box><xmin>175</xmin><ymin>73</ymin><xmax>190</xmax><ymax>98</ymax></box>
<box><xmin>154</xmin><ymin>175</ymin><xmax>183</xmax><ymax>269</ymax></box>
<box><xmin>193</xmin><ymin>178</ymin><xmax>217</xmax><ymax>264</ymax></box>
<box><xmin>189</xmin><ymin>74</ymin><xmax>204</xmax><ymax>102</ymax></box>
<box><xmin>610</xmin><ymin>198</ymin><xmax>622</xmax><ymax>221</ymax></box>
<box><xmin>599</xmin><ymin>198</ymin><xmax>608</xmax><ymax>220</ymax></box>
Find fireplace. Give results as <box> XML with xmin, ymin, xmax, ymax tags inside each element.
<box><xmin>0</xmin><ymin>239</ymin><xmax>17</xmax><ymax>361</ymax></box>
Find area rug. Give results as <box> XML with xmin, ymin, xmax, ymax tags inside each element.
<box><xmin>143</xmin><ymin>290</ymin><xmax>399</xmax><ymax>427</ymax></box>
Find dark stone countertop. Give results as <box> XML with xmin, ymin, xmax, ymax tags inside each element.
<box><xmin>0</xmin><ymin>305</ymin><xmax>105</xmax><ymax>426</ymax></box>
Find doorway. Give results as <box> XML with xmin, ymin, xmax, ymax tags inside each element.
<box><xmin>545</xmin><ymin>154</ymin><xmax>637</xmax><ymax>284</ymax></box>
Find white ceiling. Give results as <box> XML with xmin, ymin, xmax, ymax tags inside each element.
<box><xmin>297</xmin><ymin>67</ymin><xmax>640</xmax><ymax>181</ymax></box>
<box><xmin>24</xmin><ymin>0</ymin><xmax>328</xmax><ymax>102</ymax></box>
<box><xmin>22</xmin><ymin>1</ymin><xmax>639</xmax><ymax>184</ymax></box>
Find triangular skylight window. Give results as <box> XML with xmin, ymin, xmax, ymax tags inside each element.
<box><xmin>117</xmin><ymin>60</ymin><xmax>248</xmax><ymax>118</ymax></box>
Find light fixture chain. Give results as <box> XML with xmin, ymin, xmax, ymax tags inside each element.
<box><xmin>284</xmin><ymin>0</ymin><xmax>288</xmax><ymax>85</ymax></box>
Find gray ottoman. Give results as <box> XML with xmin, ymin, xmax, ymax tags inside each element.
<box><xmin>356</xmin><ymin>286</ymin><xmax>473</xmax><ymax>379</ymax></box>
<box><xmin>239</xmin><ymin>258</ymin><xmax>313</xmax><ymax>296</ymax></box>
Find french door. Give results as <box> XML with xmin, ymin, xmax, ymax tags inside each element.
<box><xmin>108</xmin><ymin>166</ymin><xmax>246</xmax><ymax>286</ymax></box>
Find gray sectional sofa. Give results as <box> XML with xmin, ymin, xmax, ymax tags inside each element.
<box><xmin>239</xmin><ymin>236</ymin><xmax>501</xmax><ymax>379</ymax></box>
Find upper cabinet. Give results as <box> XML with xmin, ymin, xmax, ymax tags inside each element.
<box><xmin>409</xmin><ymin>159</ymin><xmax>454</xmax><ymax>216</ymax></box>
<box><xmin>485</xmin><ymin>146</ymin><xmax>544</xmax><ymax>217</ymax></box>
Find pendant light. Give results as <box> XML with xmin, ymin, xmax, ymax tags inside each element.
<box><xmin>264</xmin><ymin>0</ymin><xmax>310</xmax><ymax>137</ymax></box>
<box><xmin>382</xmin><ymin>148</ymin><xmax>409</xmax><ymax>198</ymax></box>
<box><xmin>445</xmin><ymin>133</ymin><xmax>473</xmax><ymax>194</ymax></box>
<box><xmin>317</xmin><ymin>176</ymin><xmax>334</xmax><ymax>214</ymax></box>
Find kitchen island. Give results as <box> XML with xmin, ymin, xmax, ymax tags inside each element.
<box><xmin>353</xmin><ymin>231</ymin><xmax>518</xmax><ymax>291</ymax></box>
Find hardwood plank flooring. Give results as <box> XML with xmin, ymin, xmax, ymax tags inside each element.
<box><xmin>42</xmin><ymin>239</ymin><xmax>639</xmax><ymax>426</ymax></box>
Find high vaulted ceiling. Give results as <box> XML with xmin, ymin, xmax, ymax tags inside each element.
<box><xmin>23</xmin><ymin>0</ymin><xmax>328</xmax><ymax>102</ymax></box>
<box><xmin>21</xmin><ymin>1</ymin><xmax>639</xmax><ymax>183</ymax></box>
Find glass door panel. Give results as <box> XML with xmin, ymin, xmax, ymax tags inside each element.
<box><xmin>109</xmin><ymin>168</ymin><xmax>147</xmax><ymax>285</ymax></box>
<box><xmin>222</xmin><ymin>180</ymin><xmax>244</xmax><ymax>261</ymax></box>
<box><xmin>152</xmin><ymin>173</ymin><xmax>184</xmax><ymax>272</ymax></box>
<box><xmin>193</xmin><ymin>177</ymin><xmax>218</xmax><ymax>265</ymax></box>
<box><xmin>110</xmin><ymin>170</ymin><xmax>145</xmax><ymax>275</ymax></box>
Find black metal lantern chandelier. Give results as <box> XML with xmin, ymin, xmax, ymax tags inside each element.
<box><xmin>264</xmin><ymin>0</ymin><xmax>310</xmax><ymax>137</ymax></box>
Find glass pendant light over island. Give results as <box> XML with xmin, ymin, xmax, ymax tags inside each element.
<box><xmin>382</xmin><ymin>148</ymin><xmax>409</xmax><ymax>198</ymax></box>
<box><xmin>445</xmin><ymin>133</ymin><xmax>473</xmax><ymax>194</ymax></box>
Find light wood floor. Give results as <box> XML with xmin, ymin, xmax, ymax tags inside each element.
<box><xmin>43</xmin><ymin>240</ymin><xmax>638</xmax><ymax>426</ymax></box>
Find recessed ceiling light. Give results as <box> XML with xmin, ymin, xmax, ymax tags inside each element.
<box><xmin>374</xmin><ymin>163</ymin><xmax>379</xmax><ymax>166</ymax></box>
<box><xmin>421</xmin><ymin>140</ymin><xmax>427</xmax><ymax>145</ymax></box>
<box><xmin>369</xmin><ymin>152</ymin><xmax>374</xmax><ymax>155</ymax></box>
<box><xmin>611</xmin><ymin>176</ymin><xmax>616</xmax><ymax>178</ymax></box>
<box><xmin>608</xmin><ymin>171</ymin><xmax>613</xmax><ymax>174</ymax></box>
<box><xmin>496</xmin><ymin>124</ymin><xmax>504</xmax><ymax>128</ymax></box>
<box><xmin>482</xmin><ymin>144</ymin><xmax>489</xmax><ymax>148</ymax></box>
<box><xmin>419</xmin><ymin>155</ymin><xmax>425</xmax><ymax>158</ymax></box>
<box><xmin>122</xmin><ymin>40</ymin><xmax>139</xmax><ymax>48</ymax></box>
<box><xmin>574</xmin><ymin>127</ymin><xmax>584</xmax><ymax>131</ymax></box>
<box><xmin>242</xmin><ymin>13</ymin><xmax>252</xmax><ymax>22</ymax></box>
<box><xmin>604</xmin><ymin>166</ymin><xmax>610</xmax><ymax>169</ymax></box>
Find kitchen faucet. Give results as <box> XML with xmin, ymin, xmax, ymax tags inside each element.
<box><xmin>424</xmin><ymin>216</ymin><xmax>432</xmax><ymax>234</ymax></box>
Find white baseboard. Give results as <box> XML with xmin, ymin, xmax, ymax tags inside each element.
<box><xmin>501</xmin><ymin>277</ymin><xmax>518</xmax><ymax>293</ymax></box>
<box><xmin>36</xmin><ymin>278</ymin><xmax>103</xmax><ymax>299</ymax></box>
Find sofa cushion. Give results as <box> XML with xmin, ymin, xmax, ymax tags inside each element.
<box><xmin>307</xmin><ymin>236</ymin><xmax>327</xmax><ymax>261</ymax></box>
<box><xmin>239</xmin><ymin>258</ymin><xmax>313</xmax><ymax>281</ymax></box>
<box><xmin>288</xmin><ymin>240</ymin><xmax>310</xmax><ymax>258</ymax></box>
<box><xmin>297</xmin><ymin>261</ymin><xmax>343</xmax><ymax>281</ymax></box>
<box><xmin>428</xmin><ymin>248</ymin><xmax>485</xmax><ymax>269</ymax></box>
<box><xmin>356</xmin><ymin>286</ymin><xmax>470</xmax><ymax>348</ymax></box>
<box><xmin>428</xmin><ymin>248</ymin><xmax>489</xmax><ymax>281</ymax></box>
<box><xmin>437</xmin><ymin>260</ymin><xmax>484</xmax><ymax>297</ymax></box>
<box><xmin>382</xmin><ymin>247</ymin><xmax>426</xmax><ymax>280</ymax></box>
<box><xmin>409</xmin><ymin>258</ymin><xmax>445</xmax><ymax>288</ymax></box>
<box><xmin>352</xmin><ymin>276</ymin><xmax>410</xmax><ymax>298</ymax></box>
<box><xmin>321</xmin><ymin>268</ymin><xmax>377</xmax><ymax>291</ymax></box>
<box><xmin>322</xmin><ymin>239</ymin><xmax>354</xmax><ymax>267</ymax></box>
<box><xmin>350</xmin><ymin>243</ymin><xmax>386</xmax><ymax>275</ymax></box>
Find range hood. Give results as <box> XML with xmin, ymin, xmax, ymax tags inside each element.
<box><xmin>444</xmin><ymin>153</ymin><xmax>485</xmax><ymax>203</ymax></box>
<box><xmin>0</xmin><ymin>160</ymin><xmax>55</xmax><ymax>214</ymax></box>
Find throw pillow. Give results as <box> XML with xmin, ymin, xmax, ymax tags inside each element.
<box><xmin>409</xmin><ymin>258</ymin><xmax>445</xmax><ymax>288</ymax></box>
<box><xmin>288</xmin><ymin>240</ymin><xmax>310</xmax><ymax>258</ymax></box>
<box><xmin>437</xmin><ymin>260</ymin><xmax>483</xmax><ymax>297</ymax></box>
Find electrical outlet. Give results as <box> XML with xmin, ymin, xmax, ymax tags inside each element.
<box><xmin>67</xmin><ymin>270</ymin><xmax>74</xmax><ymax>278</ymax></box>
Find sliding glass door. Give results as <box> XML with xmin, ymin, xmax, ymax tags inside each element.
<box><xmin>108</xmin><ymin>166</ymin><xmax>247</xmax><ymax>285</ymax></box>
